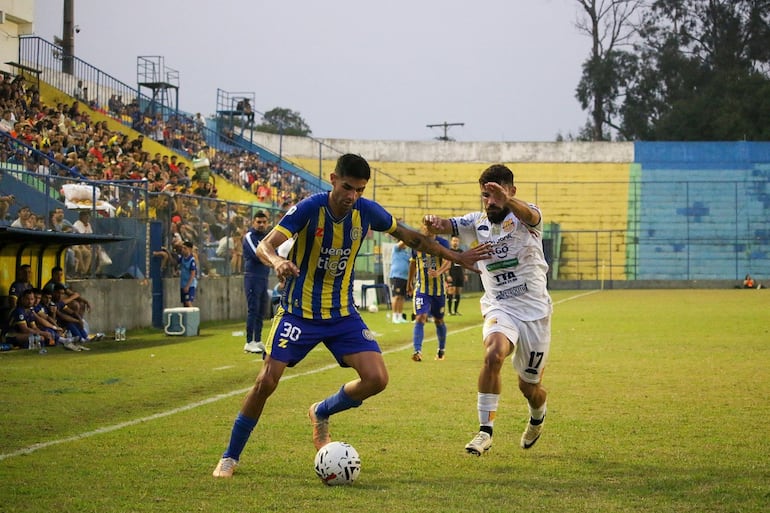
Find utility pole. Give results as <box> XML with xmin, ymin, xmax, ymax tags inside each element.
<box><xmin>426</xmin><ymin>121</ymin><xmax>464</xmax><ymax>141</ymax></box>
<box><xmin>61</xmin><ymin>0</ymin><xmax>75</xmax><ymax>74</ymax></box>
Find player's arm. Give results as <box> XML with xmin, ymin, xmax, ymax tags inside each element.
<box><xmin>406</xmin><ymin>258</ymin><xmax>416</xmax><ymax>296</ymax></box>
<box><xmin>483</xmin><ymin>182</ymin><xmax>541</xmax><ymax>226</ymax></box>
<box><xmin>434</xmin><ymin>258</ymin><xmax>453</xmax><ymax>276</ymax></box>
<box><xmin>391</xmin><ymin>222</ymin><xmax>490</xmax><ymax>272</ymax></box>
<box><xmin>257</xmin><ymin>228</ymin><xmax>300</xmax><ymax>279</ymax></box>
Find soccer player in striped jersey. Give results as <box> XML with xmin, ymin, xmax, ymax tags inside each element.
<box><xmin>213</xmin><ymin>153</ymin><xmax>491</xmax><ymax>478</ymax></box>
<box><xmin>407</xmin><ymin>225</ymin><xmax>452</xmax><ymax>361</ymax></box>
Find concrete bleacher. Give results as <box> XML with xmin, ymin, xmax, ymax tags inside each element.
<box><xmin>291</xmin><ymin>157</ymin><xmax>632</xmax><ymax>280</ymax></box>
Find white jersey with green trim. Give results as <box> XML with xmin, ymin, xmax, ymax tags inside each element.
<box><xmin>450</xmin><ymin>209</ymin><xmax>552</xmax><ymax>321</ymax></box>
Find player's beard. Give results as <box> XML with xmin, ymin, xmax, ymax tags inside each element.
<box><xmin>486</xmin><ymin>206</ymin><xmax>510</xmax><ymax>224</ymax></box>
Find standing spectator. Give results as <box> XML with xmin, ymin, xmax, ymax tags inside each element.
<box><xmin>446</xmin><ymin>236</ymin><xmax>467</xmax><ymax>315</ymax></box>
<box><xmin>422</xmin><ymin>164</ymin><xmax>553</xmax><ymax>456</ymax></box>
<box><xmin>407</xmin><ymin>226</ymin><xmax>451</xmax><ymax>361</ymax></box>
<box><xmin>388</xmin><ymin>240</ymin><xmax>410</xmax><ymax>324</ymax></box>
<box><xmin>72</xmin><ymin>210</ymin><xmax>94</xmax><ymax>276</ymax></box>
<box><xmin>241</xmin><ymin>211</ymin><xmax>270</xmax><ymax>354</ymax></box>
<box><xmin>178</xmin><ymin>241</ymin><xmax>198</xmax><ymax>307</ymax></box>
<box><xmin>0</xmin><ymin>178</ymin><xmax>14</xmax><ymax>225</ymax></box>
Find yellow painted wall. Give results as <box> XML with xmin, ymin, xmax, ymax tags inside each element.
<box><xmin>293</xmin><ymin>158</ymin><xmax>631</xmax><ymax>280</ymax></box>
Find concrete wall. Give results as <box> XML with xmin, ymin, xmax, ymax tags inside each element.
<box><xmin>247</xmin><ymin>131</ymin><xmax>634</xmax><ymax>163</ymax></box>
<box><xmin>69</xmin><ymin>275</ymin><xmax>252</xmax><ymax>333</ymax></box>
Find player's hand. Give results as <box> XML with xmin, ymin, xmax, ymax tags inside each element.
<box><xmin>422</xmin><ymin>215</ymin><xmax>443</xmax><ymax>233</ymax></box>
<box><xmin>482</xmin><ymin>181</ymin><xmax>510</xmax><ymax>201</ymax></box>
<box><xmin>275</xmin><ymin>259</ymin><xmax>299</xmax><ymax>279</ymax></box>
<box><xmin>457</xmin><ymin>242</ymin><xmax>493</xmax><ymax>273</ymax></box>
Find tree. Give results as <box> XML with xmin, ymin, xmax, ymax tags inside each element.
<box><xmin>574</xmin><ymin>0</ymin><xmax>646</xmax><ymax>140</ymax></box>
<box><xmin>621</xmin><ymin>0</ymin><xmax>770</xmax><ymax>140</ymax></box>
<box><xmin>255</xmin><ymin>107</ymin><xmax>312</xmax><ymax>137</ymax></box>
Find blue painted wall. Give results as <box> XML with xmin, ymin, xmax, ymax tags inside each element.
<box><xmin>634</xmin><ymin>142</ymin><xmax>770</xmax><ymax>280</ymax></box>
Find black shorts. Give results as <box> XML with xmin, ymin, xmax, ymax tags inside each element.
<box><xmin>390</xmin><ymin>278</ymin><xmax>407</xmax><ymax>297</ymax></box>
<box><xmin>448</xmin><ymin>268</ymin><xmax>464</xmax><ymax>287</ymax></box>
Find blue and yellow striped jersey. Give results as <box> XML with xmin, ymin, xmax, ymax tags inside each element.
<box><xmin>274</xmin><ymin>192</ymin><xmax>397</xmax><ymax>319</ymax></box>
<box><xmin>411</xmin><ymin>237</ymin><xmax>450</xmax><ymax>296</ymax></box>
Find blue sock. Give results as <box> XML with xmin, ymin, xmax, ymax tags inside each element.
<box><xmin>413</xmin><ymin>322</ymin><xmax>424</xmax><ymax>352</ymax></box>
<box><xmin>222</xmin><ymin>413</ymin><xmax>258</xmax><ymax>460</ymax></box>
<box><xmin>436</xmin><ymin>323</ymin><xmax>447</xmax><ymax>350</ymax></box>
<box><xmin>316</xmin><ymin>385</ymin><xmax>362</xmax><ymax>418</ymax></box>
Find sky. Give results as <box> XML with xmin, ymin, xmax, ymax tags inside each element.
<box><xmin>33</xmin><ymin>0</ymin><xmax>591</xmax><ymax>142</ymax></box>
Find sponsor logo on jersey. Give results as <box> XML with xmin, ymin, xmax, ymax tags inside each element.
<box><xmin>487</xmin><ymin>258</ymin><xmax>519</xmax><ymax>271</ymax></box>
<box><xmin>495</xmin><ymin>282</ymin><xmax>529</xmax><ymax>300</ymax></box>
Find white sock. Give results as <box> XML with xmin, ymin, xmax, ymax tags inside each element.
<box><xmin>477</xmin><ymin>393</ymin><xmax>499</xmax><ymax>427</ymax></box>
<box><xmin>529</xmin><ymin>402</ymin><xmax>547</xmax><ymax>422</ymax></box>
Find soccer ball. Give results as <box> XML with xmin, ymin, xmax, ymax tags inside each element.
<box><xmin>367</xmin><ymin>303</ymin><xmax>379</xmax><ymax>313</ymax></box>
<box><xmin>314</xmin><ymin>441</ymin><xmax>361</xmax><ymax>486</ymax></box>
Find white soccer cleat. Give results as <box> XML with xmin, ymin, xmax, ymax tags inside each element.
<box><xmin>212</xmin><ymin>457</ymin><xmax>238</xmax><ymax>477</ymax></box>
<box><xmin>243</xmin><ymin>341</ymin><xmax>266</xmax><ymax>354</ymax></box>
<box><xmin>520</xmin><ymin>417</ymin><xmax>545</xmax><ymax>449</ymax></box>
<box><xmin>465</xmin><ymin>431</ymin><xmax>492</xmax><ymax>456</ymax></box>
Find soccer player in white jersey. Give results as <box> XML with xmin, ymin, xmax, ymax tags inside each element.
<box><xmin>422</xmin><ymin>164</ymin><xmax>552</xmax><ymax>455</ymax></box>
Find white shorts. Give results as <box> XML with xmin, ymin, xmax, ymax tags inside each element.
<box><xmin>482</xmin><ymin>309</ymin><xmax>551</xmax><ymax>384</ymax></box>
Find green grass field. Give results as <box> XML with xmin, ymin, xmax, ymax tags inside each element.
<box><xmin>1</xmin><ymin>289</ymin><xmax>768</xmax><ymax>513</ymax></box>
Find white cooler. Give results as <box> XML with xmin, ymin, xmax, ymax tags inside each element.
<box><xmin>163</xmin><ymin>307</ymin><xmax>200</xmax><ymax>336</ymax></box>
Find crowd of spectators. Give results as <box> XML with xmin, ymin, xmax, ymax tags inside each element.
<box><xmin>0</xmin><ymin>70</ymin><xmax>320</xmax><ymax>279</ymax></box>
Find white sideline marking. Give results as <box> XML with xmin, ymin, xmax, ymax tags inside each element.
<box><xmin>0</xmin><ymin>291</ymin><xmax>597</xmax><ymax>461</ymax></box>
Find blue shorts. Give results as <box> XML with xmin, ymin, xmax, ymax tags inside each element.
<box><xmin>181</xmin><ymin>287</ymin><xmax>196</xmax><ymax>304</ymax></box>
<box><xmin>413</xmin><ymin>292</ymin><xmax>445</xmax><ymax>319</ymax></box>
<box><xmin>265</xmin><ymin>309</ymin><xmax>381</xmax><ymax>368</ymax></box>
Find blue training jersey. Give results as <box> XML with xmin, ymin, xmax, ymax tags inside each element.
<box><xmin>242</xmin><ymin>228</ymin><xmax>270</xmax><ymax>278</ymax></box>
<box><xmin>274</xmin><ymin>192</ymin><xmax>397</xmax><ymax>320</ymax></box>
<box><xmin>411</xmin><ymin>236</ymin><xmax>450</xmax><ymax>296</ymax></box>
<box><xmin>178</xmin><ymin>254</ymin><xmax>198</xmax><ymax>289</ymax></box>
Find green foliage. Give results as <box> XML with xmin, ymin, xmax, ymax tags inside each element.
<box><xmin>255</xmin><ymin>107</ymin><xmax>312</xmax><ymax>137</ymax></box>
<box><xmin>575</xmin><ymin>0</ymin><xmax>770</xmax><ymax>141</ymax></box>
<box><xmin>1</xmin><ymin>290</ymin><xmax>769</xmax><ymax>512</ymax></box>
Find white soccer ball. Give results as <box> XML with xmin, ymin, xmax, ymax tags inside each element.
<box><xmin>314</xmin><ymin>441</ymin><xmax>361</xmax><ymax>486</ymax></box>
<box><xmin>367</xmin><ymin>303</ymin><xmax>379</xmax><ymax>313</ymax></box>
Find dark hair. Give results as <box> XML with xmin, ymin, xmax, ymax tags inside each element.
<box><xmin>335</xmin><ymin>154</ymin><xmax>371</xmax><ymax>180</ymax></box>
<box><xmin>254</xmin><ymin>210</ymin><xmax>268</xmax><ymax>220</ymax></box>
<box><xmin>21</xmin><ymin>288</ymin><xmax>35</xmax><ymax>297</ymax></box>
<box><xmin>52</xmin><ymin>266</ymin><xmax>63</xmax><ymax>273</ymax></box>
<box><xmin>53</xmin><ymin>283</ymin><xmax>67</xmax><ymax>291</ymax></box>
<box><xmin>478</xmin><ymin>164</ymin><xmax>514</xmax><ymax>187</ymax></box>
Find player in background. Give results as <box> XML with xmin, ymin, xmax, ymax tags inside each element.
<box><xmin>446</xmin><ymin>236</ymin><xmax>466</xmax><ymax>315</ymax></box>
<box><xmin>242</xmin><ymin>211</ymin><xmax>271</xmax><ymax>354</ymax></box>
<box><xmin>422</xmin><ymin>164</ymin><xmax>552</xmax><ymax>455</ymax></box>
<box><xmin>407</xmin><ymin>225</ymin><xmax>451</xmax><ymax>361</ymax></box>
<box><xmin>212</xmin><ymin>153</ymin><xmax>490</xmax><ymax>478</ymax></box>
<box><xmin>178</xmin><ymin>241</ymin><xmax>197</xmax><ymax>307</ymax></box>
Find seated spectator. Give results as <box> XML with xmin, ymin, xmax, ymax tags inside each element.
<box><xmin>742</xmin><ymin>274</ymin><xmax>762</xmax><ymax>289</ymax></box>
<box><xmin>51</xmin><ymin>284</ymin><xmax>95</xmax><ymax>346</ymax></box>
<box><xmin>8</xmin><ymin>263</ymin><xmax>32</xmax><ymax>310</ymax></box>
<box><xmin>5</xmin><ymin>289</ymin><xmax>55</xmax><ymax>349</ymax></box>
<box><xmin>43</xmin><ymin>266</ymin><xmax>91</xmax><ymax>317</ymax></box>
<box><xmin>30</xmin><ymin>287</ymin><xmax>81</xmax><ymax>351</ymax></box>
<box><xmin>10</xmin><ymin>205</ymin><xmax>35</xmax><ymax>229</ymax></box>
